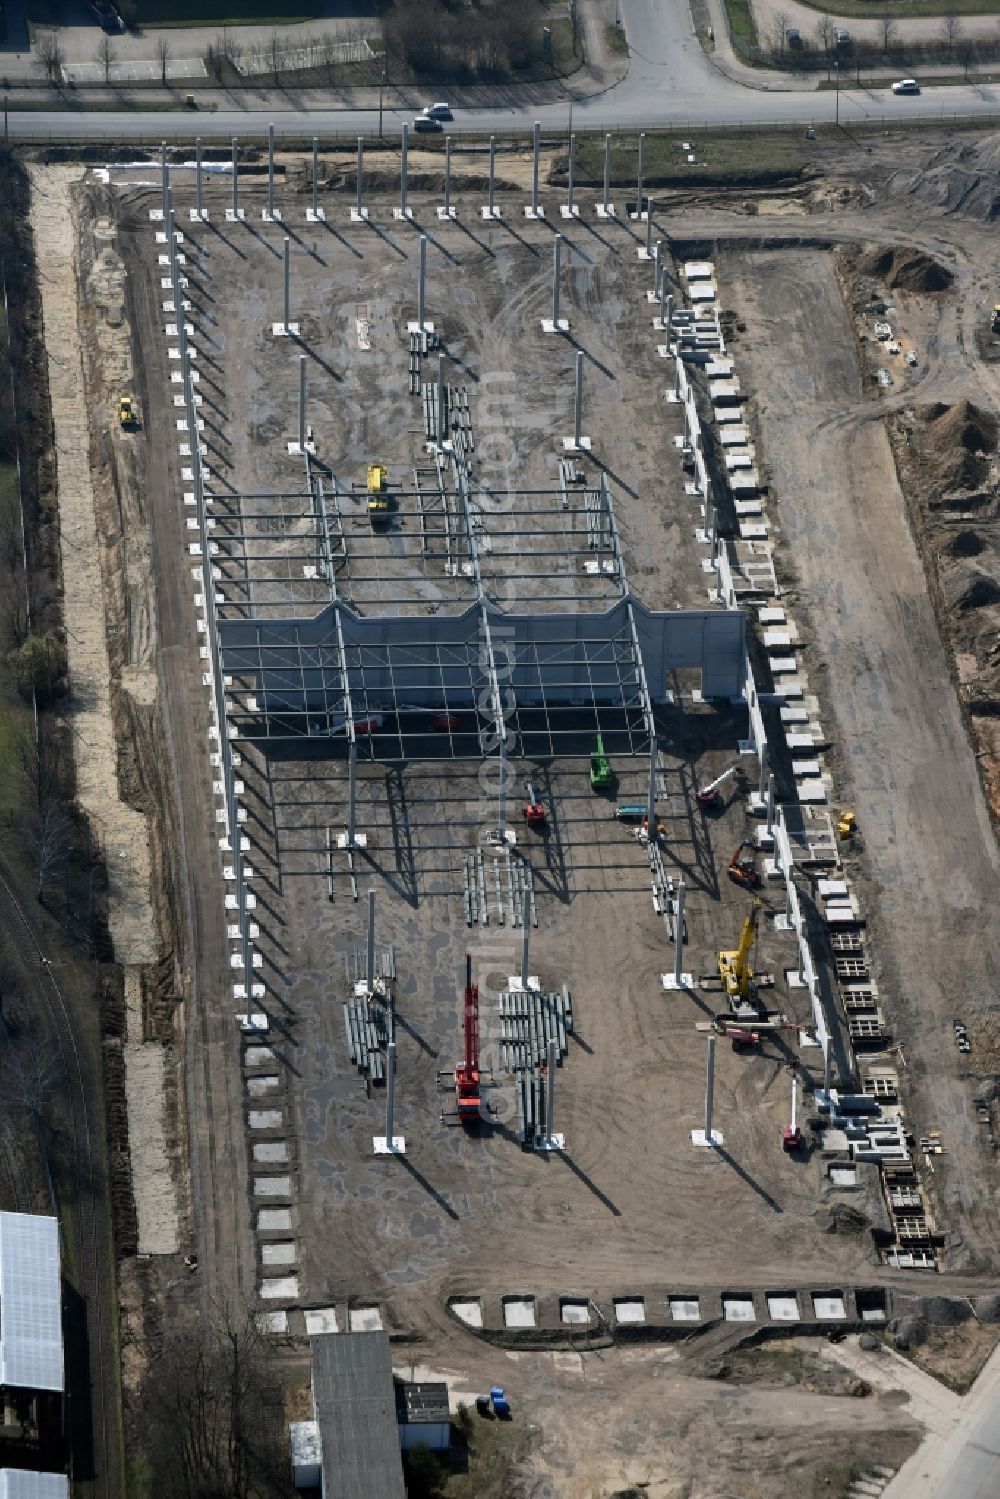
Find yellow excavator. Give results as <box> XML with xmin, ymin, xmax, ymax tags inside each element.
<box><xmin>367</xmin><ymin>463</ymin><xmax>389</xmax><ymax>526</ymax></box>
<box><xmin>718</xmin><ymin>898</ymin><xmax>762</xmax><ymax>1008</ymax></box>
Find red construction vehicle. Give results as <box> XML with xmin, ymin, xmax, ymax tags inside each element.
<box><xmin>455</xmin><ymin>953</ymin><xmax>481</xmax><ymax>1125</ymax></box>
<box><xmin>783</xmin><ymin>1077</ymin><xmax>803</xmax><ymax>1152</ymax></box>
<box><xmin>696</xmin><ymin>763</ymin><xmax>748</xmax><ymax>808</ymax></box>
<box><xmin>522</xmin><ymin>779</ymin><xmax>546</xmax><ymax>829</ymax></box>
<box><xmin>727</xmin><ymin>838</ymin><xmax>760</xmax><ymax>890</ymax></box>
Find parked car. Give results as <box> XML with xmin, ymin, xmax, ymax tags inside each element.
<box><xmin>892</xmin><ymin>77</ymin><xmax>920</xmax><ymax>94</ymax></box>
<box><xmin>425</xmin><ymin>101</ymin><xmax>453</xmax><ymax>120</ymax></box>
<box><xmin>785</xmin><ymin>26</ymin><xmax>802</xmax><ymax>47</ymax></box>
<box><xmin>91</xmin><ymin>0</ymin><xmax>124</xmax><ymax>30</ymax></box>
<box><xmin>413</xmin><ymin>115</ymin><xmax>444</xmax><ymax>133</ymax></box>
<box><xmin>833</xmin><ymin>26</ymin><xmax>851</xmax><ymax>46</ymax></box>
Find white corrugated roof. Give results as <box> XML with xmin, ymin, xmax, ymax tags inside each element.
<box><xmin>0</xmin><ymin>1472</ymin><xmax>69</xmax><ymax>1498</ymax></box>
<box><xmin>0</xmin><ymin>1212</ymin><xmax>63</xmax><ymax>1393</ymax></box>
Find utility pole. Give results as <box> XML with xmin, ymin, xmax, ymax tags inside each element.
<box><xmin>379</xmin><ymin>69</ymin><xmax>385</xmax><ymax>139</ymax></box>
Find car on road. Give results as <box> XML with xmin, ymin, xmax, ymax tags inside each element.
<box><xmin>892</xmin><ymin>78</ymin><xmax>920</xmax><ymax>95</ymax></box>
<box><xmin>413</xmin><ymin>116</ymin><xmax>444</xmax><ymax>133</ymax></box>
<box><xmin>833</xmin><ymin>26</ymin><xmax>850</xmax><ymax>46</ymax></box>
<box><xmin>425</xmin><ymin>102</ymin><xmax>453</xmax><ymax>120</ymax></box>
<box><xmin>91</xmin><ymin>0</ymin><xmax>125</xmax><ymax>30</ymax></box>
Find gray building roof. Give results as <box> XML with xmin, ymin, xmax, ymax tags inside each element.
<box><xmin>311</xmin><ymin>1333</ymin><xmax>405</xmax><ymax>1499</ymax></box>
<box><xmin>397</xmin><ymin>1381</ymin><xmax>451</xmax><ymax>1426</ymax></box>
<box><xmin>0</xmin><ymin>1473</ymin><xmax>69</xmax><ymax>1499</ymax></box>
<box><xmin>0</xmin><ymin>1213</ymin><xmax>63</xmax><ymax>1393</ymax></box>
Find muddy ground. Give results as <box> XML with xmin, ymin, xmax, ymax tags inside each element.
<box><xmin>36</xmin><ymin>125</ymin><xmax>1000</xmax><ymax>1494</ymax></box>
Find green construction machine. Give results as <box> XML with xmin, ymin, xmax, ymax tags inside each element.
<box><xmin>590</xmin><ymin>734</ymin><xmax>615</xmax><ymax>793</ymax></box>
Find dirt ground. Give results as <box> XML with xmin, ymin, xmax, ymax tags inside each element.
<box><xmin>43</xmin><ymin>126</ymin><xmax>1000</xmax><ymax>1493</ymax></box>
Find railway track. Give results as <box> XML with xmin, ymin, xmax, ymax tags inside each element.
<box><xmin>0</xmin><ymin>858</ymin><xmax>120</xmax><ymax>1497</ymax></box>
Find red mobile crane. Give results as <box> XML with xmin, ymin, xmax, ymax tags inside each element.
<box><xmin>455</xmin><ymin>953</ymin><xmax>481</xmax><ymax>1125</ymax></box>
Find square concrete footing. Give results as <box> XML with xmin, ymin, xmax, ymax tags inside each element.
<box><xmin>373</xmin><ymin>1135</ymin><xmax>406</xmax><ymax>1155</ymax></box>
<box><xmin>596</xmin><ymin>204</ymin><xmax>616</xmax><ymax>219</ymax></box>
<box><xmin>480</xmin><ymin>207</ymin><xmax>502</xmax><ymax>220</ymax></box>
<box><xmin>560</xmin><ymin>205</ymin><xmax>580</xmax><ymax>220</ymax></box>
<box><xmin>524</xmin><ymin>206</ymin><xmax>545</xmax><ymax>220</ymax></box>
<box><xmin>350</xmin><ymin>207</ymin><xmax>370</xmax><ymax>222</ymax></box>
<box><xmin>261</xmin><ymin>209</ymin><xmax>282</xmax><ymax>223</ymax></box>
<box><xmin>306</xmin><ymin>208</ymin><xmax>326</xmax><ymax>223</ymax></box>
<box><xmin>436</xmin><ymin>206</ymin><xmax>457</xmax><ymax>220</ymax></box>
<box><xmin>272</xmin><ymin>323</ymin><xmax>300</xmax><ymax>337</ymax></box>
<box><xmin>189</xmin><ymin>209</ymin><xmax>209</xmax><ymax>223</ymax></box>
<box><xmin>393</xmin><ymin>208</ymin><xmax>414</xmax><ymax>221</ymax></box>
<box><xmin>662</xmin><ymin>974</ymin><xmax>694</xmax><ymax>991</ymax></box>
<box><xmin>534</xmin><ymin>1134</ymin><xmax>565</xmax><ymax>1152</ymax></box>
<box><xmin>225</xmin><ymin>209</ymin><xmax>247</xmax><ymax>223</ymax></box>
<box><xmin>562</xmin><ymin>436</ymin><xmax>592</xmax><ymax>453</ymax></box>
<box><xmin>540</xmin><ymin>318</ymin><xmax>569</xmax><ymax>334</ymax></box>
<box><xmin>691</xmin><ymin>1129</ymin><xmax>724</xmax><ymax>1147</ymax></box>
<box><xmin>337</xmin><ymin>832</ymin><xmax>368</xmax><ymax>849</ymax></box>
<box><xmin>785</xmin><ymin>969</ymin><xmax>807</xmax><ymax>989</ymax></box>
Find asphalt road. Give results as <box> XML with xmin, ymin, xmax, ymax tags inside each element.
<box><xmin>6</xmin><ymin>0</ymin><xmax>1000</xmax><ymax>140</ymax></box>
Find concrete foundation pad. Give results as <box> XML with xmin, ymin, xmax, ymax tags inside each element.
<box><xmin>669</xmin><ymin>1297</ymin><xmax>701</xmax><ymax>1321</ymax></box>
<box><xmin>534</xmin><ymin>1133</ymin><xmax>565</xmax><ymax>1152</ymax></box>
<box><xmin>272</xmin><ymin>323</ymin><xmax>300</xmax><ymax>338</ymax></box>
<box><xmin>189</xmin><ymin>209</ymin><xmax>209</xmax><ymax>223</ymax></box>
<box><xmin>722</xmin><ymin>1296</ymin><xmax>756</xmax><ymax>1321</ymax></box>
<box><xmin>373</xmin><ymin>1135</ymin><xmax>406</xmax><ymax>1155</ymax></box>
<box><xmin>663</xmin><ymin>973</ymin><xmax>694</xmax><ymax>990</ymax></box>
<box><xmin>613</xmin><ymin>1298</ymin><xmax>645</xmax><ymax>1324</ymax></box>
<box><xmin>560</xmin><ymin>205</ymin><xmax>581</xmax><ymax>220</ymax></box>
<box><xmin>225</xmin><ymin>209</ymin><xmax>246</xmax><ymax>223</ymax></box>
<box><xmin>561</xmin><ymin>1299</ymin><xmax>591</xmax><ymax>1324</ymax></box>
<box><xmin>691</xmin><ymin>1129</ymin><xmax>725</xmax><ymax>1147</ymax></box>
<box><xmin>337</xmin><ymin>831</ymin><xmax>368</xmax><ymax>849</ymax></box>
<box><xmin>407</xmin><ymin>320</ymin><xmax>435</xmax><ymax>337</ymax></box>
<box><xmin>767</xmin><ymin>1295</ymin><xmax>800</xmax><ymax>1321</ymax></box>
<box><xmin>349</xmin><ymin>1306</ymin><xmax>383</xmax><ymax>1331</ymax></box>
<box><xmin>785</xmin><ymin>970</ymin><xmax>807</xmax><ymax>989</ymax></box>
<box><xmin>596</xmin><ymin>205</ymin><xmax>616</xmax><ymax>219</ymax></box>
<box><xmin>261</xmin><ymin>1240</ymin><xmax>297</xmax><ymax>1266</ymax></box>
<box><xmin>248</xmin><ymin>1109</ymin><xmax>283</xmax><ymax>1130</ymax></box>
<box><xmin>261</xmin><ymin>209</ymin><xmax>282</xmax><ymax>223</ymax></box>
<box><xmin>258</xmin><ymin>1207</ymin><xmax>293</xmax><ymax>1231</ymax></box>
<box><xmin>257</xmin><ymin>1311</ymin><xmax>288</xmax><ymax>1333</ymax></box>
<box><xmin>451</xmin><ymin>1298</ymin><xmax>483</xmax><ymax>1327</ymax></box>
<box><xmin>260</xmin><ymin>1275</ymin><xmax>298</xmax><ymax>1299</ymax></box>
<box><xmin>247</xmin><ymin>1074</ymin><xmax>280</xmax><ymax>1095</ymax></box>
<box><xmin>304</xmin><ymin>1307</ymin><xmax>339</xmax><ymax>1334</ymax></box>
<box><xmin>540</xmin><ymin>318</ymin><xmax>570</xmax><ymax>334</ymax></box>
<box><xmin>524</xmin><ymin>206</ymin><xmax>545</xmax><ymax>220</ymax></box>
<box><xmin>305</xmin><ymin>208</ymin><xmax>326</xmax><ymax>223</ymax></box>
<box><xmin>813</xmin><ymin>1294</ymin><xmax>847</xmax><ymax>1320</ymax></box>
<box><xmin>436</xmin><ymin>206</ymin><xmax>458</xmax><ymax>220</ymax></box>
<box><xmin>393</xmin><ymin>208</ymin><xmax>414</xmax><ymax>221</ymax></box>
<box><xmin>562</xmin><ymin>436</ymin><xmax>592</xmax><ymax>453</ymax></box>
<box><xmin>253</xmin><ymin>1140</ymin><xmax>289</xmax><ymax>1163</ymax></box>
<box><xmin>253</xmin><ymin>1175</ymin><xmax>292</xmax><ymax>1197</ymax></box>
<box><xmin>480</xmin><ymin>207</ymin><xmax>502</xmax><ymax>220</ymax></box>
<box><xmin>349</xmin><ymin>207</ymin><xmax>370</xmax><ymax>222</ymax></box>
<box><xmin>502</xmin><ymin>1296</ymin><xmax>537</xmax><ymax>1328</ymax></box>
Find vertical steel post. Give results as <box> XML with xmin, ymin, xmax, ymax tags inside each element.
<box><xmin>659</xmin><ymin>272</ymin><xmax>667</xmax><ymax>329</ymax></box>
<box><xmin>665</xmin><ymin>291</ymin><xmax>674</xmax><ymax>336</ymax></box>
<box><xmin>444</xmin><ymin>136</ymin><xmax>452</xmax><ymax>215</ymax></box>
<box><xmin>552</xmin><ymin>233</ymin><xmax>562</xmax><ymax>326</ymax></box>
<box><xmin>386</xmin><ymin>1040</ymin><xmax>396</xmax><ymax>1140</ymax></box>
<box><xmin>647</xmin><ymin>736</ymin><xmax>657</xmax><ymax>833</ymax></box>
<box><xmin>790</xmin><ymin>1077</ymin><xmax>798</xmax><ymax>1135</ymax></box>
<box><xmin>645</xmin><ymin>195</ymin><xmax>653</xmax><ymax>255</ymax></box>
<box><xmin>400</xmin><ymin>122</ymin><xmax>409</xmax><ymax>217</ymax></box>
<box><xmin>824</xmin><ymin>1038</ymin><xmax>832</xmax><ymax>1094</ymax></box>
<box><xmin>417</xmin><ymin>233</ymin><xmax>427</xmax><ymax>330</ymax></box>
<box><xmin>521</xmin><ymin>916</ymin><xmax>530</xmax><ymax>989</ymax></box>
<box><xmin>602</xmin><ymin>133</ymin><xmax>611</xmax><ymax>214</ymax></box>
<box><xmin>531</xmin><ymin>120</ymin><xmax>540</xmax><ymax>214</ymax></box>
<box><xmin>674</xmin><ymin>879</ymin><xmax>686</xmax><ymax>987</ymax></box>
<box><xmin>267</xmin><ymin>121</ymin><xmax>275</xmax><ymax>217</ymax></box>
<box><xmin>196</xmin><ymin>137</ymin><xmax>203</xmax><ymax>217</ymax></box>
<box><xmin>312</xmin><ymin>137</ymin><xmax>319</xmax><ymax>217</ymax></box>
<box><xmin>497</xmin><ymin>733</ymin><xmax>507</xmax><ymax>838</ymax></box>
<box><xmin>437</xmin><ymin>352</ymin><xmax>446</xmax><ymax>443</ymax></box>
<box><xmin>298</xmin><ymin>355</ymin><xmax>306</xmax><ymax>451</ymax></box>
<box><xmin>231</xmin><ymin>136</ymin><xmax>239</xmax><ymax>216</ymax></box>
<box><xmin>356</xmin><ymin>136</ymin><xmax>364</xmax><ymax>217</ymax></box>
<box><xmin>758</xmin><ymin>735</ymin><xmax>769</xmax><ymax>802</ymax></box>
<box><xmin>366</xmin><ymin>888</ymin><xmax>376</xmax><ymax>989</ymax></box>
<box><xmin>567</xmin><ymin>133</ymin><xmax>576</xmax><ymax>215</ymax></box>
<box><xmin>546</xmin><ymin>1037</ymin><xmax>557</xmax><ymax>1140</ymax></box>
<box><xmin>654</xmin><ymin>240</ymin><xmax>663</xmax><ymax>295</ymax></box>
<box><xmin>636</xmin><ymin>131</ymin><xmax>645</xmax><ymax>216</ymax></box>
<box><xmin>347</xmin><ymin>739</ymin><xmax>358</xmax><ymax>845</ymax></box>
<box><xmin>574</xmin><ymin>350</ymin><xmax>583</xmax><ymax>448</ymax></box>
<box><xmin>704</xmin><ymin>1033</ymin><xmax>716</xmax><ymax>1140</ymax></box>
<box><xmin>766</xmin><ymin>772</ymin><xmax>776</xmax><ymax>838</ymax></box>
<box><xmin>160</xmin><ymin>140</ymin><xmax>168</xmax><ymax>216</ymax></box>
<box><xmin>283</xmin><ymin>236</ymin><xmax>290</xmax><ymax>331</ymax></box>
<box><xmin>488</xmin><ymin>136</ymin><xmax>496</xmax><ymax>216</ymax></box>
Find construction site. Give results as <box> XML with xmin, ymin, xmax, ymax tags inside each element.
<box><xmin>21</xmin><ymin>123</ymin><xmax>1000</xmax><ymax>1494</ymax></box>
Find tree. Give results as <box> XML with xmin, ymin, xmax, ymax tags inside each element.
<box><xmin>37</xmin><ymin>31</ymin><xmax>64</xmax><ymax>84</ymax></box>
<box><xmin>96</xmin><ymin>32</ymin><xmax>117</xmax><ymax>85</ymax></box>
<box><xmin>941</xmin><ymin>11</ymin><xmax>961</xmax><ymax>58</ymax></box>
<box><xmin>17</xmin><ymin>725</ymin><xmax>63</xmax><ymax>814</ymax></box>
<box><xmin>878</xmin><ymin>12</ymin><xmax>897</xmax><ymax>52</ymax></box>
<box><xmin>140</xmin><ymin>1304</ymin><xmax>294</xmax><ymax>1499</ymax></box>
<box><xmin>772</xmin><ymin>7</ymin><xmax>790</xmax><ymax>56</ymax></box>
<box><xmin>268</xmin><ymin>30</ymin><xmax>284</xmax><ymax>85</ymax></box>
<box><xmin>14</xmin><ymin>634</ymin><xmax>66</xmax><ymax>705</ymax></box>
<box><xmin>815</xmin><ymin>13</ymin><xmax>833</xmax><ymax>75</ymax></box>
<box><xmin>31</xmin><ymin>799</ymin><xmax>71</xmax><ymax>902</ymax></box>
<box><xmin>156</xmin><ymin>35</ymin><xmax>171</xmax><ymax>85</ymax></box>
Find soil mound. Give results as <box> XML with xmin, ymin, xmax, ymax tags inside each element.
<box><xmin>956</xmin><ymin>573</ymin><xmax>1000</xmax><ymax>611</ymax></box>
<box><xmin>886</xmin><ymin>134</ymin><xmax>1000</xmax><ymax>222</ymax></box>
<box><xmin>920</xmin><ymin>399</ymin><xmax>997</xmax><ymax>492</ymax></box>
<box><xmin>856</xmin><ymin>246</ymin><xmax>952</xmax><ymax>293</ymax></box>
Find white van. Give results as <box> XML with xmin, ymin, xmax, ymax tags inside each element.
<box><xmin>425</xmin><ymin>102</ymin><xmax>453</xmax><ymax>120</ymax></box>
<box><xmin>892</xmin><ymin>78</ymin><xmax>920</xmax><ymax>94</ymax></box>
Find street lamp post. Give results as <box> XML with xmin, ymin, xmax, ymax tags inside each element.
<box><xmin>379</xmin><ymin>70</ymin><xmax>386</xmax><ymax>140</ymax></box>
<box><xmin>835</xmin><ymin>59</ymin><xmax>840</xmax><ymax>125</ymax></box>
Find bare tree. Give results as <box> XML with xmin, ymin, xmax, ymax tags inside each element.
<box><xmin>815</xmin><ymin>12</ymin><xmax>834</xmax><ymax>75</ymax></box>
<box><xmin>268</xmin><ymin>30</ymin><xmax>284</xmax><ymax>85</ymax></box>
<box><xmin>957</xmin><ymin>33</ymin><xmax>976</xmax><ymax>77</ymax></box>
<box><xmin>96</xmin><ymin>32</ymin><xmax>117</xmax><ymax>85</ymax></box>
<box><xmin>31</xmin><ymin>799</ymin><xmax>71</xmax><ymax>902</ymax></box>
<box><xmin>322</xmin><ymin>32</ymin><xmax>341</xmax><ymax>82</ymax></box>
<box><xmin>156</xmin><ymin>35</ymin><xmax>171</xmax><ymax>85</ymax></box>
<box><xmin>17</xmin><ymin>724</ymin><xmax>63</xmax><ymax>814</ymax></box>
<box><xmin>878</xmin><ymin>12</ymin><xmax>897</xmax><ymax>52</ymax></box>
<box><xmin>37</xmin><ymin>31</ymin><xmax>64</xmax><ymax>84</ymax></box>
<box><xmin>141</xmin><ymin>1303</ymin><xmax>294</xmax><ymax>1499</ymax></box>
<box><xmin>941</xmin><ymin>11</ymin><xmax>961</xmax><ymax>58</ymax></box>
<box><xmin>772</xmin><ymin>7</ymin><xmax>790</xmax><ymax>56</ymax></box>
